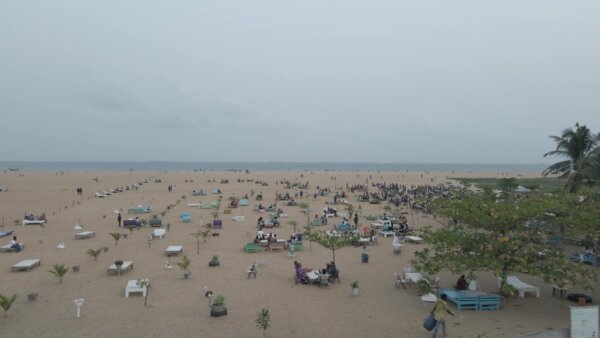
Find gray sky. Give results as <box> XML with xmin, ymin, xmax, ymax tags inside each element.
<box><xmin>1</xmin><ymin>1</ymin><xmax>599</xmax><ymax>163</ymax></box>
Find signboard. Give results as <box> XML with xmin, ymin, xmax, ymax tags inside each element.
<box><xmin>571</xmin><ymin>306</ymin><xmax>599</xmax><ymax>338</ymax></box>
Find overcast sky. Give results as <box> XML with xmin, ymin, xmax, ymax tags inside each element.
<box><xmin>1</xmin><ymin>1</ymin><xmax>599</xmax><ymax>163</ymax></box>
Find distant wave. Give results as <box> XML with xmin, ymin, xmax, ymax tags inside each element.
<box><xmin>0</xmin><ymin>161</ymin><xmax>547</xmax><ymax>172</ymax></box>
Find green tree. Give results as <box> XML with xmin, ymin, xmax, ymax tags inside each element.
<box><xmin>109</xmin><ymin>232</ymin><xmax>122</xmax><ymax>246</ymax></box>
<box><xmin>191</xmin><ymin>226</ymin><xmax>211</xmax><ymax>254</ymax></box>
<box><xmin>305</xmin><ymin>231</ymin><xmax>354</xmax><ymax>264</ymax></box>
<box><xmin>87</xmin><ymin>248</ymin><xmax>102</xmax><ymax>261</ymax></box>
<box><xmin>543</xmin><ymin>123</ymin><xmax>600</xmax><ymax>192</ymax></box>
<box><xmin>497</xmin><ymin>178</ymin><xmax>518</xmax><ymax>192</ymax></box>
<box><xmin>415</xmin><ymin>193</ymin><xmax>597</xmax><ymax>294</ymax></box>
<box><xmin>255</xmin><ymin>308</ymin><xmax>271</xmax><ymax>338</ymax></box>
<box><xmin>0</xmin><ymin>293</ymin><xmax>17</xmax><ymax>317</ymax></box>
<box><xmin>48</xmin><ymin>263</ymin><xmax>69</xmax><ymax>283</ymax></box>
<box><xmin>176</xmin><ymin>255</ymin><xmax>191</xmax><ymax>276</ymax></box>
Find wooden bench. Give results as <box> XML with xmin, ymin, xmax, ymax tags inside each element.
<box><xmin>269</xmin><ymin>242</ymin><xmax>285</xmax><ymax>252</ymax></box>
<box><xmin>440</xmin><ymin>290</ymin><xmax>478</xmax><ymax>311</ymax></box>
<box><xmin>212</xmin><ymin>220</ymin><xmax>223</xmax><ymax>229</ymax></box>
<box><xmin>149</xmin><ymin>219</ymin><xmax>162</xmax><ymax>227</ymax></box>
<box><xmin>478</xmin><ymin>294</ymin><xmax>501</xmax><ymax>311</ymax></box>
<box><xmin>244</xmin><ymin>243</ymin><xmax>260</xmax><ymax>253</ymax></box>
<box><xmin>289</xmin><ymin>242</ymin><xmax>304</xmax><ymax>252</ymax></box>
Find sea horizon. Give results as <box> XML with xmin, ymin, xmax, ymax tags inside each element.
<box><xmin>0</xmin><ymin>161</ymin><xmax>549</xmax><ymax>173</ymax></box>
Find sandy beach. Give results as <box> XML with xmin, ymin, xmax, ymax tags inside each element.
<box><xmin>0</xmin><ymin>170</ymin><xmax>584</xmax><ymax>338</ymax></box>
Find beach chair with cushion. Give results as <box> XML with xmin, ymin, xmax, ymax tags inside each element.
<box><xmin>11</xmin><ymin>259</ymin><xmax>41</xmax><ymax>271</ymax></box>
<box><xmin>244</xmin><ymin>243</ymin><xmax>260</xmax><ymax>253</ymax></box>
<box><xmin>0</xmin><ymin>230</ymin><xmax>14</xmax><ymax>238</ymax></box>
<box><xmin>75</xmin><ymin>231</ymin><xmax>96</xmax><ymax>239</ymax></box>
<box><xmin>0</xmin><ymin>243</ymin><xmax>25</xmax><ymax>252</ymax></box>
<box><xmin>501</xmin><ymin>276</ymin><xmax>540</xmax><ymax>298</ymax></box>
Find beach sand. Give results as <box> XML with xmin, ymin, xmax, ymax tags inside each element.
<box><xmin>0</xmin><ymin>170</ymin><xmax>583</xmax><ymax>337</ymax></box>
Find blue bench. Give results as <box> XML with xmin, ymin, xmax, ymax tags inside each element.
<box><xmin>478</xmin><ymin>294</ymin><xmax>501</xmax><ymax>311</ymax></box>
<box><xmin>212</xmin><ymin>220</ymin><xmax>223</xmax><ymax>229</ymax></box>
<box><xmin>440</xmin><ymin>290</ymin><xmax>478</xmax><ymax>311</ymax></box>
<box><xmin>336</xmin><ymin>223</ymin><xmax>350</xmax><ymax>232</ymax></box>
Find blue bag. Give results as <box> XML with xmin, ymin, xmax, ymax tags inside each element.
<box><xmin>423</xmin><ymin>313</ymin><xmax>436</xmax><ymax>331</ymax></box>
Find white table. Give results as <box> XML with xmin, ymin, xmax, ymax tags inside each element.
<box><xmin>125</xmin><ymin>279</ymin><xmax>148</xmax><ymax>298</ymax></box>
<box><xmin>405</xmin><ymin>272</ymin><xmax>423</xmax><ymax>286</ymax></box>
<box><xmin>166</xmin><ymin>245</ymin><xmax>183</xmax><ymax>256</ymax></box>
<box><xmin>306</xmin><ymin>271</ymin><xmax>320</xmax><ymax>282</ymax></box>
<box><xmin>405</xmin><ymin>236</ymin><xmax>424</xmax><ymax>243</ymax></box>
<box><xmin>108</xmin><ymin>261</ymin><xmax>134</xmax><ymax>275</ymax></box>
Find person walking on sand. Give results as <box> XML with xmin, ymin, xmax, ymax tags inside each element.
<box><xmin>432</xmin><ymin>293</ymin><xmax>455</xmax><ymax>338</ymax></box>
<box><xmin>117</xmin><ymin>213</ymin><xmax>122</xmax><ymax>227</ymax></box>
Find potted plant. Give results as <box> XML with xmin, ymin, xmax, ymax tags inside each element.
<box><xmin>468</xmin><ymin>271</ymin><xmax>477</xmax><ymax>291</ymax></box>
<box><xmin>176</xmin><ymin>255</ymin><xmax>191</xmax><ymax>279</ymax></box>
<box><xmin>350</xmin><ymin>281</ymin><xmax>359</xmax><ymax>296</ymax></box>
<box><xmin>210</xmin><ymin>294</ymin><xmax>228</xmax><ymax>317</ymax></box>
<box><xmin>209</xmin><ymin>255</ymin><xmax>220</xmax><ymax>267</ymax></box>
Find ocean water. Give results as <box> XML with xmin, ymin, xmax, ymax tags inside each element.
<box><xmin>0</xmin><ymin>161</ymin><xmax>548</xmax><ymax>173</ymax></box>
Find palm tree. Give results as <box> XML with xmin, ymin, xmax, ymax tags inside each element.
<box><xmin>543</xmin><ymin>123</ymin><xmax>600</xmax><ymax>192</ymax></box>
<box><xmin>255</xmin><ymin>307</ymin><xmax>271</xmax><ymax>338</ymax></box>
<box><xmin>109</xmin><ymin>232</ymin><xmax>122</xmax><ymax>246</ymax></box>
<box><xmin>176</xmin><ymin>255</ymin><xmax>191</xmax><ymax>278</ymax></box>
<box><xmin>48</xmin><ymin>263</ymin><xmax>69</xmax><ymax>283</ymax></box>
<box><xmin>87</xmin><ymin>248</ymin><xmax>102</xmax><ymax>261</ymax></box>
<box><xmin>0</xmin><ymin>293</ymin><xmax>17</xmax><ymax>317</ymax></box>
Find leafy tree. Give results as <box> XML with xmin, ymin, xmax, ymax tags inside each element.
<box><xmin>543</xmin><ymin>123</ymin><xmax>600</xmax><ymax>192</ymax></box>
<box><xmin>497</xmin><ymin>178</ymin><xmax>518</xmax><ymax>192</ymax></box>
<box><xmin>48</xmin><ymin>263</ymin><xmax>69</xmax><ymax>283</ymax></box>
<box><xmin>0</xmin><ymin>293</ymin><xmax>17</xmax><ymax>317</ymax></box>
<box><xmin>305</xmin><ymin>231</ymin><xmax>354</xmax><ymax>264</ymax></box>
<box><xmin>256</xmin><ymin>308</ymin><xmax>271</xmax><ymax>338</ymax></box>
<box><xmin>415</xmin><ymin>193</ymin><xmax>597</xmax><ymax>294</ymax></box>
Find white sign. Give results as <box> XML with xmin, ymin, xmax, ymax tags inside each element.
<box><xmin>571</xmin><ymin>306</ymin><xmax>599</xmax><ymax>338</ymax></box>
